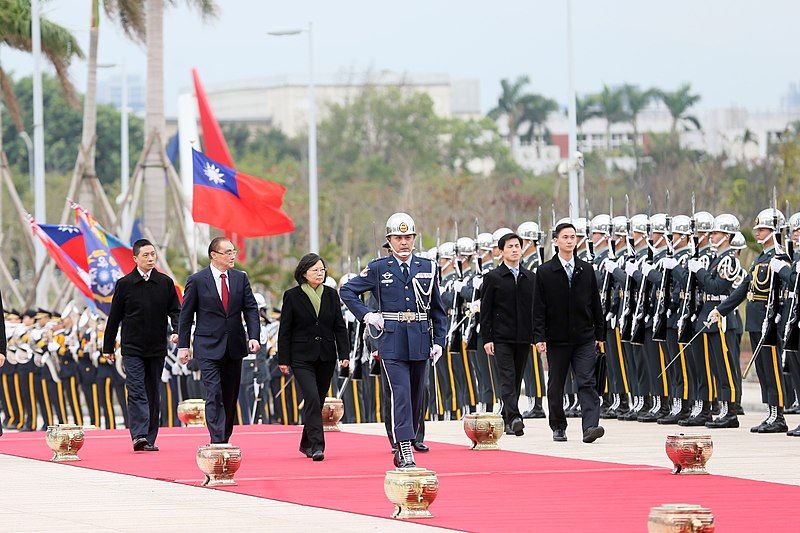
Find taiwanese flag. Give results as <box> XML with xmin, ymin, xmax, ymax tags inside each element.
<box><xmin>38</xmin><ymin>224</ymin><xmax>89</xmax><ymax>271</ymax></box>
<box><xmin>29</xmin><ymin>218</ymin><xmax>93</xmax><ymax>301</ymax></box>
<box><xmin>192</xmin><ymin>149</ymin><xmax>294</xmax><ymax>237</ymax></box>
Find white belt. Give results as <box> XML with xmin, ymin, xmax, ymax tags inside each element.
<box><xmin>382</xmin><ymin>311</ymin><xmax>428</xmax><ymax>322</ymax></box>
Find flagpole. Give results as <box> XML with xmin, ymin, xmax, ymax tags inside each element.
<box><xmin>307</xmin><ymin>22</ymin><xmax>319</xmax><ymax>253</ymax></box>
<box><xmin>32</xmin><ymin>0</ymin><xmax>47</xmax><ymax>305</ymax></box>
<box><xmin>566</xmin><ymin>0</ymin><xmax>579</xmax><ymax>220</ymax></box>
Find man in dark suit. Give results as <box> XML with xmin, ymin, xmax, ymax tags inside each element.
<box><xmin>534</xmin><ymin>222</ymin><xmax>606</xmax><ymax>443</ymax></box>
<box><xmin>178</xmin><ymin>237</ymin><xmax>260</xmax><ymax>444</ymax></box>
<box><xmin>103</xmin><ymin>239</ymin><xmax>181</xmax><ymax>451</ymax></box>
<box><xmin>479</xmin><ymin>232</ymin><xmax>535</xmax><ymax>437</ymax></box>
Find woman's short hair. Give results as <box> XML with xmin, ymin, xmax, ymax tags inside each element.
<box><xmin>294</xmin><ymin>253</ymin><xmax>326</xmax><ymax>285</ymax></box>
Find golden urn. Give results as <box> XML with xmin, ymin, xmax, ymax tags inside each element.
<box><xmin>322</xmin><ymin>397</ymin><xmax>344</xmax><ymax>432</ymax></box>
<box><xmin>463</xmin><ymin>413</ymin><xmax>504</xmax><ymax>450</ymax></box>
<box><xmin>177</xmin><ymin>399</ymin><xmax>207</xmax><ymax>427</ymax></box>
<box><xmin>384</xmin><ymin>467</ymin><xmax>439</xmax><ymax>519</ymax></box>
<box><xmin>648</xmin><ymin>504</ymin><xmax>715</xmax><ymax>532</ymax></box>
<box><xmin>45</xmin><ymin>424</ymin><xmax>85</xmax><ymax>462</ymax></box>
<box><xmin>665</xmin><ymin>434</ymin><xmax>713</xmax><ymax>474</ymax></box>
<box><xmin>196</xmin><ymin>443</ymin><xmax>242</xmax><ymax>487</ymax></box>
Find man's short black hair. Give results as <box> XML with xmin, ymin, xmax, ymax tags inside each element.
<box><xmin>498</xmin><ymin>232</ymin><xmax>523</xmax><ymax>250</ymax></box>
<box><xmin>132</xmin><ymin>239</ymin><xmax>154</xmax><ymax>256</ymax></box>
<box><xmin>294</xmin><ymin>253</ymin><xmax>326</xmax><ymax>285</ymax></box>
<box><xmin>554</xmin><ymin>222</ymin><xmax>577</xmax><ymax>237</ymax></box>
<box><xmin>208</xmin><ymin>236</ymin><xmax>232</xmax><ymax>259</ymax></box>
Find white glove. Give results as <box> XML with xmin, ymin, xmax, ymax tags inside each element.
<box><xmin>453</xmin><ymin>280</ymin><xmax>466</xmax><ymax>292</ymax></box>
<box><xmin>796</xmin><ymin>262</ymin><xmax>800</xmax><ymax>274</ymax></box>
<box><xmin>469</xmin><ymin>301</ymin><xmax>481</xmax><ymax>314</ymax></box>
<box><xmin>625</xmin><ymin>261</ymin><xmax>638</xmax><ymax>277</ymax></box>
<box><xmin>473</xmin><ymin>276</ymin><xmax>483</xmax><ymax>291</ymax></box>
<box><xmin>364</xmin><ymin>312</ymin><xmax>384</xmax><ymax>331</ymax></box>
<box><xmin>602</xmin><ymin>258</ymin><xmax>616</xmax><ymax>274</ymax></box>
<box><xmin>344</xmin><ymin>310</ymin><xmax>356</xmax><ymax>323</ymax></box>
<box><xmin>161</xmin><ymin>367</ymin><xmax>171</xmax><ymax>383</ymax></box>
<box><xmin>687</xmin><ymin>258</ymin><xmax>703</xmax><ymax>273</ymax></box>
<box><xmin>660</xmin><ymin>257</ymin><xmax>678</xmax><ymax>270</ymax></box>
<box><xmin>47</xmin><ymin>341</ymin><xmax>60</xmax><ymax>353</ymax></box>
<box><xmin>641</xmin><ymin>262</ymin><xmax>655</xmax><ymax>277</ymax></box>
<box><xmin>708</xmin><ymin>308</ymin><xmax>721</xmax><ymax>324</ymax></box>
<box><xmin>430</xmin><ymin>344</ymin><xmax>443</xmax><ymax>363</ymax></box>
<box><xmin>770</xmin><ymin>257</ymin><xmax>789</xmax><ymax>274</ymax></box>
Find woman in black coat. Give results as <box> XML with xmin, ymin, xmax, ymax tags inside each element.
<box><xmin>278</xmin><ymin>253</ymin><xmax>350</xmax><ymax>461</ymax></box>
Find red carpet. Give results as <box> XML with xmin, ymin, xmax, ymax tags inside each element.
<box><xmin>2</xmin><ymin>425</ymin><xmax>798</xmax><ymax>532</ymax></box>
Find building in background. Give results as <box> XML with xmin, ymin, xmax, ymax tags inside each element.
<box><xmin>98</xmin><ymin>74</ymin><xmax>146</xmax><ymax>115</ymax></box>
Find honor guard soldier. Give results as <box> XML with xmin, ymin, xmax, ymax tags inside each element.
<box><xmin>719</xmin><ymin>209</ymin><xmax>789</xmax><ymax>433</ymax></box>
<box><xmin>452</xmin><ymin>237</ymin><xmax>479</xmax><ymax>415</ymax></box>
<box><xmin>56</xmin><ymin>310</ymin><xmax>84</xmax><ymax>426</ymax></box>
<box><xmin>517</xmin><ymin>221</ymin><xmax>547</xmax><ymax>419</ymax></box>
<box><xmin>687</xmin><ymin>214</ymin><xmax>746</xmax><ymax>429</ymax></box>
<box><xmin>435</xmin><ymin>241</ymin><xmax>457</xmax><ymax>419</ymax></box>
<box><xmin>779</xmin><ymin>213</ymin><xmax>800</xmax><ymax>419</ymax></box>
<box><xmin>341</xmin><ymin>213</ymin><xmax>447</xmax><ymax>469</ymax></box>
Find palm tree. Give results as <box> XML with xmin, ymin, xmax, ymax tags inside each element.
<box><xmin>75</xmin><ymin>0</ymin><xmax>145</xmax><ymax>219</ymax></box>
<box><xmin>621</xmin><ymin>84</ymin><xmax>655</xmax><ymax>179</ymax></box>
<box><xmin>488</xmin><ymin>75</ymin><xmax>531</xmax><ymax>157</ymax></box>
<box><xmin>0</xmin><ymin>0</ymin><xmax>84</xmax><ymax>135</ymax></box>
<box><xmin>576</xmin><ymin>94</ymin><xmax>599</xmax><ymax>132</ymax></box>
<box><xmin>517</xmin><ymin>93</ymin><xmax>558</xmax><ymax>157</ymax></box>
<box><xmin>142</xmin><ymin>0</ymin><xmax>217</xmax><ymax>244</ymax></box>
<box><xmin>656</xmin><ymin>83</ymin><xmax>701</xmax><ymax>135</ymax></box>
<box><xmin>595</xmin><ymin>84</ymin><xmax>625</xmax><ymax>152</ymax></box>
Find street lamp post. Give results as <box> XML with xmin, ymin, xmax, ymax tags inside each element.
<box><xmin>268</xmin><ymin>23</ymin><xmax>318</xmax><ymax>253</ymax></box>
<box><xmin>99</xmin><ymin>63</ymin><xmax>130</xmax><ymax>234</ymax></box>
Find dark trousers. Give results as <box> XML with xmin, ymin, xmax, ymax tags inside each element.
<box><xmin>382</xmin><ymin>365</ymin><xmax>426</xmax><ymax>445</ymax></box>
<box><xmin>546</xmin><ymin>342</ymin><xmax>601</xmax><ymax>432</ymax></box>
<box><xmin>494</xmin><ymin>343</ymin><xmax>529</xmax><ymax>425</ymax></box>
<box><xmin>124</xmin><ymin>355</ymin><xmax>164</xmax><ymax>443</ymax></box>
<box><xmin>473</xmin><ymin>335</ymin><xmax>497</xmax><ymax>407</ymax></box>
<box><xmin>1</xmin><ymin>369</ymin><xmax>18</xmax><ymax>427</ymax></box>
<box><xmin>198</xmin><ymin>352</ymin><xmax>243</xmax><ymax>443</ymax></box>
<box><xmin>643</xmin><ymin>331</ymin><xmax>666</xmax><ymax>397</ymax></box>
<box><xmin>292</xmin><ymin>358</ymin><xmax>335</xmax><ymax>453</ymax></box>
<box><xmin>666</xmin><ymin>328</ymin><xmax>692</xmax><ymax>401</ymax></box>
<box><xmin>522</xmin><ymin>345</ymin><xmax>546</xmax><ymax>400</ymax></box>
<box><xmin>606</xmin><ymin>327</ymin><xmax>630</xmax><ymax>395</ymax></box>
<box><xmin>750</xmin><ymin>332</ymin><xmax>786</xmax><ymax>407</ymax></box>
<box><xmin>381</xmin><ymin>358</ymin><xmax>428</xmax><ymax>443</ymax></box>
<box><xmin>706</xmin><ymin>330</ymin><xmax>741</xmax><ymax>405</ymax></box>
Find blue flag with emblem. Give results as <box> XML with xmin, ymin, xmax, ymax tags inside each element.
<box><xmin>76</xmin><ymin>209</ymin><xmax>124</xmax><ymax>315</ymax></box>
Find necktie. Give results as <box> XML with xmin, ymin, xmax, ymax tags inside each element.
<box><xmin>142</xmin><ymin>273</ymin><xmax>148</xmax><ymax>282</ymax></box>
<box><xmin>510</xmin><ymin>267</ymin><xmax>518</xmax><ymax>281</ymax></box>
<box><xmin>565</xmin><ymin>263</ymin><xmax>573</xmax><ymax>286</ymax></box>
<box><xmin>220</xmin><ymin>272</ymin><xmax>229</xmax><ymax>313</ymax></box>
<box><xmin>401</xmin><ymin>263</ymin><xmax>409</xmax><ymax>280</ymax></box>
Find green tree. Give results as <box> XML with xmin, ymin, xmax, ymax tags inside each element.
<box><xmin>487</xmin><ymin>75</ymin><xmax>531</xmax><ymax>157</ymax></box>
<box><xmin>595</xmin><ymin>84</ymin><xmax>626</xmax><ymax>152</ymax></box>
<box><xmin>656</xmin><ymin>83</ymin><xmax>701</xmax><ymax>135</ymax></box>
<box><xmin>621</xmin><ymin>84</ymin><xmax>656</xmax><ymax>181</ymax></box>
<box><xmin>518</xmin><ymin>93</ymin><xmax>558</xmax><ymax>157</ymax></box>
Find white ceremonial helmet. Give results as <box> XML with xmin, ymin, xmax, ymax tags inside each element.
<box><xmin>385</xmin><ymin>212</ymin><xmax>416</xmax><ymax>237</ymax></box>
<box><xmin>491</xmin><ymin>228</ymin><xmax>513</xmax><ymax>247</ymax></box>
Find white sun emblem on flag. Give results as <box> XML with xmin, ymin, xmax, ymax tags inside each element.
<box><xmin>57</xmin><ymin>225</ymin><xmax>79</xmax><ymax>233</ymax></box>
<box><xmin>203</xmin><ymin>162</ymin><xmax>226</xmax><ymax>185</ymax></box>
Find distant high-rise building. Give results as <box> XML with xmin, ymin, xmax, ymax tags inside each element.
<box><xmin>781</xmin><ymin>82</ymin><xmax>800</xmax><ymax>109</ymax></box>
<box><xmin>98</xmin><ymin>74</ymin><xmax>145</xmax><ymax>115</ymax></box>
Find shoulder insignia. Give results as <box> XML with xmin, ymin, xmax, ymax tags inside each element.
<box><xmin>359</xmin><ymin>267</ymin><xmax>370</xmax><ymax>277</ymax></box>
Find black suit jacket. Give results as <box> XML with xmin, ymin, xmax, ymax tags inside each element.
<box><xmin>533</xmin><ymin>255</ymin><xmax>605</xmax><ymax>346</ymax></box>
<box><xmin>177</xmin><ymin>267</ymin><xmax>260</xmax><ymax>360</ymax></box>
<box><xmin>479</xmin><ymin>262</ymin><xmax>535</xmax><ymax>344</ymax></box>
<box><xmin>103</xmin><ymin>269</ymin><xmax>181</xmax><ymax>357</ymax></box>
<box><xmin>277</xmin><ymin>285</ymin><xmax>350</xmax><ymax>366</ymax></box>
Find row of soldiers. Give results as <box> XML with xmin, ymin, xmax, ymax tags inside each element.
<box><xmin>330</xmin><ymin>206</ymin><xmax>800</xmax><ymax>438</ymax></box>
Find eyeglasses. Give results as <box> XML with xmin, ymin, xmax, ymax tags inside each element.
<box><xmin>307</xmin><ymin>267</ymin><xmax>327</xmax><ymax>274</ymax></box>
<box><xmin>213</xmin><ymin>249</ymin><xmax>238</xmax><ymax>257</ymax></box>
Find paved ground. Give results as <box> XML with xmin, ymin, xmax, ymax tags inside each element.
<box><xmin>2</xmin><ymin>381</ymin><xmax>798</xmax><ymax>532</ymax></box>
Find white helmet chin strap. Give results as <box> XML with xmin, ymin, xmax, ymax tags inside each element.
<box><xmin>387</xmin><ymin>239</ymin><xmax>414</xmax><ymax>259</ymax></box>
<box><xmin>710</xmin><ymin>234</ymin><xmax>729</xmax><ymax>249</ymax></box>
<box><xmin>756</xmin><ymin>230</ymin><xmax>774</xmax><ymax>246</ymax></box>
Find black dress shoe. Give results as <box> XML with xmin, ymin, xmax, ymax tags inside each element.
<box><xmin>787</xmin><ymin>425</ymin><xmax>800</xmax><ymax>436</ymax></box>
<box><xmin>133</xmin><ymin>437</ymin><xmax>148</xmax><ymax>451</ymax></box>
<box><xmin>504</xmin><ymin>425</ymin><xmax>516</xmax><ymax>435</ymax></box>
<box><xmin>311</xmin><ymin>450</ymin><xmax>324</xmax><ymax>461</ymax></box>
<box><xmin>552</xmin><ymin>429</ymin><xmax>567</xmax><ymax>442</ymax></box>
<box><xmin>705</xmin><ymin>414</ymin><xmax>739</xmax><ymax>429</ymax></box>
<box><xmin>758</xmin><ymin>419</ymin><xmax>788</xmax><ymax>433</ymax></box>
<box><xmin>510</xmin><ymin>417</ymin><xmax>524</xmax><ymax>436</ymax></box>
<box><xmin>143</xmin><ymin>444</ymin><xmax>159</xmax><ymax>452</ymax></box>
<box><xmin>751</xmin><ymin>420</ymin><xmax>768</xmax><ymax>433</ymax></box>
<box><xmin>412</xmin><ymin>441</ymin><xmax>429</xmax><ymax>452</ymax></box>
<box><xmin>522</xmin><ymin>407</ymin><xmax>547</xmax><ymax>419</ymax></box>
<box><xmin>299</xmin><ymin>446</ymin><xmax>314</xmax><ymax>458</ymax></box>
<box><xmin>582</xmin><ymin>426</ymin><xmax>605</xmax><ymax>443</ymax></box>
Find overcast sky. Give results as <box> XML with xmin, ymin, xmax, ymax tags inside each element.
<box><xmin>2</xmin><ymin>0</ymin><xmax>798</xmax><ymax>115</ymax></box>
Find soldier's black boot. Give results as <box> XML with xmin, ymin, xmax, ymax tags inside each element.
<box><xmin>529</xmin><ymin>397</ymin><xmax>546</xmax><ymax>418</ymax></box>
<box><xmin>394</xmin><ymin>440</ymin><xmax>416</xmax><ymax>469</ymax></box>
<box><xmin>758</xmin><ymin>406</ymin><xmax>788</xmax><ymax>433</ymax></box>
<box><xmin>601</xmin><ymin>394</ymin><xmax>620</xmax><ymax>419</ymax></box>
<box><xmin>619</xmin><ymin>396</ymin><xmax>641</xmax><ymax>421</ymax></box>
<box><xmin>787</xmin><ymin>423</ymin><xmax>800</xmax><ymax>436</ymax></box>
<box><xmin>638</xmin><ymin>395</ymin><xmax>662</xmax><ymax>422</ymax></box>
<box><xmin>679</xmin><ymin>400</ymin><xmax>711</xmax><ymax>426</ymax></box>
<box><xmin>751</xmin><ymin>407</ymin><xmax>772</xmax><ymax>433</ymax></box>
<box><xmin>658</xmin><ymin>398</ymin><xmax>683</xmax><ymax>425</ymax></box>
<box><xmin>705</xmin><ymin>401</ymin><xmax>739</xmax><ymax>428</ymax></box>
